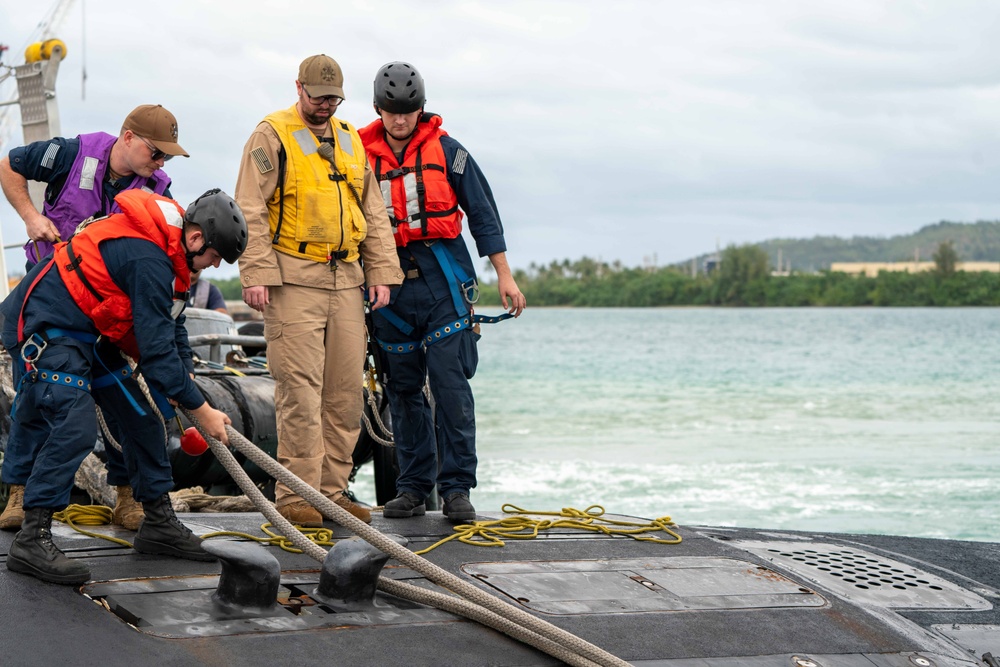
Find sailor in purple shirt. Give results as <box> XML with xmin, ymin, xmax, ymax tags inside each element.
<box><xmin>0</xmin><ymin>104</ymin><xmax>189</xmax><ymax>266</ymax></box>
<box><xmin>0</xmin><ymin>104</ymin><xmax>190</xmax><ymax>535</ymax></box>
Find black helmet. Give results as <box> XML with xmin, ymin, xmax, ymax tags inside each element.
<box><xmin>373</xmin><ymin>61</ymin><xmax>425</xmax><ymax>114</ymax></box>
<box><xmin>184</xmin><ymin>189</ymin><xmax>247</xmax><ymax>264</ymax></box>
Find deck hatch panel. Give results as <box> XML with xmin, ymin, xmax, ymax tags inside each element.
<box><xmin>462</xmin><ymin>556</ymin><xmax>825</xmax><ymax>615</ymax></box>
<box><xmin>930</xmin><ymin>624</ymin><xmax>1000</xmax><ymax>657</ymax></box>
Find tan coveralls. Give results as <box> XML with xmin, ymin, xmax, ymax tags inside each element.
<box><xmin>235</xmin><ymin>118</ymin><xmax>402</xmax><ymax>508</ymax></box>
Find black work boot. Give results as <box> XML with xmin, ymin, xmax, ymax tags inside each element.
<box><xmin>7</xmin><ymin>507</ymin><xmax>91</xmax><ymax>585</ymax></box>
<box><xmin>442</xmin><ymin>493</ymin><xmax>477</xmax><ymax>523</ymax></box>
<box><xmin>133</xmin><ymin>495</ymin><xmax>216</xmax><ymax>562</ymax></box>
<box><xmin>383</xmin><ymin>492</ymin><xmax>426</xmax><ymax>518</ymax></box>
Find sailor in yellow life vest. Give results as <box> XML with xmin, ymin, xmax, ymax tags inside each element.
<box><xmin>235</xmin><ymin>54</ymin><xmax>403</xmax><ymax>528</ymax></box>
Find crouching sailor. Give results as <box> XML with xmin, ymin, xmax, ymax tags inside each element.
<box><xmin>0</xmin><ymin>188</ymin><xmax>247</xmax><ymax>585</ymax></box>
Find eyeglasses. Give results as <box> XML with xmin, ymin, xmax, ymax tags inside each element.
<box><xmin>137</xmin><ymin>135</ymin><xmax>173</xmax><ymax>162</ymax></box>
<box><xmin>302</xmin><ymin>85</ymin><xmax>343</xmax><ymax>107</ymax></box>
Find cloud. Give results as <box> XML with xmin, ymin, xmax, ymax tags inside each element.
<box><xmin>2</xmin><ymin>0</ymin><xmax>999</xmax><ymax>279</ymax></box>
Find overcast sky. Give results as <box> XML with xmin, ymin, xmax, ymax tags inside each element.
<box><xmin>1</xmin><ymin>0</ymin><xmax>999</xmax><ymax>279</ymax></box>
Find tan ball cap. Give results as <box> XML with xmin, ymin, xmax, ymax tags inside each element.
<box><xmin>122</xmin><ymin>104</ymin><xmax>189</xmax><ymax>157</ymax></box>
<box><xmin>298</xmin><ymin>54</ymin><xmax>345</xmax><ymax>99</ymax></box>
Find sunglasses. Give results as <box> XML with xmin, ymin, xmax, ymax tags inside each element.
<box><xmin>302</xmin><ymin>85</ymin><xmax>343</xmax><ymax>107</ymax></box>
<box><xmin>137</xmin><ymin>135</ymin><xmax>173</xmax><ymax>162</ymax></box>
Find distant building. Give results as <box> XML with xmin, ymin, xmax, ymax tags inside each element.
<box><xmin>831</xmin><ymin>261</ymin><xmax>1000</xmax><ymax>278</ymax></box>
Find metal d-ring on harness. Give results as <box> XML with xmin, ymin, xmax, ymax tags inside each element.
<box><xmin>13</xmin><ymin>329</ymin><xmax>95</xmax><ymax>415</ymax></box>
<box><xmin>374</xmin><ymin>241</ymin><xmax>513</xmax><ymax>355</ymax></box>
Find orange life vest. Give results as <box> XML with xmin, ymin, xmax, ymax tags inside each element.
<box><xmin>53</xmin><ymin>189</ymin><xmax>191</xmax><ymax>359</ymax></box>
<box><xmin>359</xmin><ymin>114</ymin><xmax>463</xmax><ymax>247</ymax></box>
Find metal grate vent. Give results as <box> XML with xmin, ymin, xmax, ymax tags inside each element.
<box><xmin>735</xmin><ymin>541</ymin><xmax>991</xmax><ymax>611</ymax></box>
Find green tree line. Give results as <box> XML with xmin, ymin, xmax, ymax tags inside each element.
<box><xmin>476</xmin><ymin>242</ymin><xmax>1000</xmax><ymax>307</ymax></box>
<box><xmin>212</xmin><ymin>241</ymin><xmax>1000</xmax><ymax>307</ymax></box>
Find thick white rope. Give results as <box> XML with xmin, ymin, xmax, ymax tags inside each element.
<box><xmin>181</xmin><ymin>408</ymin><xmax>631</xmax><ymax>667</ymax></box>
<box><xmin>361</xmin><ymin>383</ymin><xmax>395</xmax><ymax>447</ymax></box>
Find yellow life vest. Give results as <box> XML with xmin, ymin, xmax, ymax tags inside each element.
<box><xmin>263</xmin><ymin>106</ymin><xmax>368</xmax><ymax>263</ymax></box>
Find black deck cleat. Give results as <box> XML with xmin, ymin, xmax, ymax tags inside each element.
<box><xmin>204</xmin><ymin>540</ymin><xmax>280</xmax><ymax>613</ymax></box>
<box><xmin>312</xmin><ymin>534</ymin><xmax>408</xmax><ymax>611</ymax></box>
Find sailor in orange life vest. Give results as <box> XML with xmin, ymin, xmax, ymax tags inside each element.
<box><xmin>235</xmin><ymin>54</ymin><xmax>403</xmax><ymax>528</ymax></box>
<box><xmin>358</xmin><ymin>62</ymin><xmax>526</xmax><ymax>523</ymax></box>
<box><xmin>0</xmin><ymin>189</ymin><xmax>246</xmax><ymax>585</ymax></box>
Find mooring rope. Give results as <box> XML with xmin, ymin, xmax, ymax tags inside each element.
<box><xmin>182</xmin><ymin>407</ymin><xmax>633</xmax><ymax>667</ymax></box>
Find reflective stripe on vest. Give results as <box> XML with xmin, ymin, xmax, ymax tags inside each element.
<box><xmin>378</xmin><ymin>171</ymin><xmax>423</xmax><ymax>231</ymax></box>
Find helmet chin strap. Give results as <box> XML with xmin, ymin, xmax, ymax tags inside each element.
<box><xmin>182</xmin><ymin>231</ymin><xmax>208</xmax><ymax>271</ymax></box>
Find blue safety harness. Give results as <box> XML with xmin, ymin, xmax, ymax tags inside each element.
<box><xmin>9</xmin><ymin>254</ymin><xmax>175</xmax><ymax>421</ymax></box>
<box><xmin>373</xmin><ymin>241</ymin><xmax>512</xmax><ymax>355</ymax></box>
<box><xmin>11</xmin><ymin>327</ymin><xmax>160</xmax><ymax>419</ymax></box>
<box><xmin>10</xmin><ymin>327</ymin><xmax>174</xmax><ymax>419</ymax></box>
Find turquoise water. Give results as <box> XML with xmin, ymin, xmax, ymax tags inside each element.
<box><xmin>355</xmin><ymin>308</ymin><xmax>1000</xmax><ymax>541</ymax></box>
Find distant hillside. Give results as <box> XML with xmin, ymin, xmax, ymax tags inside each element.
<box><xmin>688</xmin><ymin>221</ymin><xmax>1000</xmax><ymax>272</ymax></box>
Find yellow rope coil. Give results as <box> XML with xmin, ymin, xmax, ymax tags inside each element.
<box><xmin>200</xmin><ymin>523</ymin><xmax>336</xmax><ymax>554</ymax></box>
<box><xmin>413</xmin><ymin>504</ymin><xmax>682</xmax><ymax>556</ymax></box>
<box><xmin>52</xmin><ymin>504</ymin><xmax>133</xmax><ymax>547</ymax></box>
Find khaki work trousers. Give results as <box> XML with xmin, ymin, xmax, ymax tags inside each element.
<box><xmin>264</xmin><ymin>283</ymin><xmax>366</xmax><ymax>507</ymax></box>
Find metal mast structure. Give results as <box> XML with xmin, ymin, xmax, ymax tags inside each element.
<box><xmin>0</xmin><ymin>0</ymin><xmax>76</xmax><ymax>295</ymax></box>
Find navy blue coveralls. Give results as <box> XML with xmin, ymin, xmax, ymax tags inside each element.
<box><xmin>0</xmin><ymin>238</ymin><xmax>201</xmax><ymax>510</ymax></box>
<box><xmin>372</xmin><ymin>135</ymin><xmax>507</xmax><ymax>501</ymax></box>
<box><xmin>6</xmin><ymin>137</ymin><xmax>174</xmax><ymax>492</ymax></box>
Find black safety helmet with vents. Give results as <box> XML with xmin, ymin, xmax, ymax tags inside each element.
<box><xmin>373</xmin><ymin>61</ymin><xmax>426</xmax><ymax>114</ymax></box>
<box><xmin>183</xmin><ymin>188</ymin><xmax>248</xmax><ymax>265</ymax></box>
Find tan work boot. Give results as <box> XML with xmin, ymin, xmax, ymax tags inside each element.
<box><xmin>112</xmin><ymin>485</ymin><xmax>145</xmax><ymax>531</ymax></box>
<box><xmin>334</xmin><ymin>495</ymin><xmax>372</xmax><ymax>524</ymax></box>
<box><xmin>0</xmin><ymin>485</ymin><xmax>25</xmax><ymax>531</ymax></box>
<box><xmin>277</xmin><ymin>500</ymin><xmax>323</xmax><ymax>528</ymax></box>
